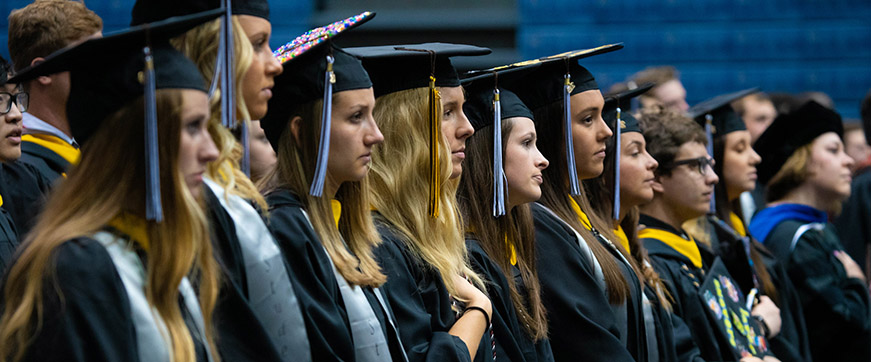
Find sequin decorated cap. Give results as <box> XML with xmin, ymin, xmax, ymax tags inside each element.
<box><xmin>261</xmin><ymin>11</ymin><xmax>375</xmax><ymax>151</ymax></box>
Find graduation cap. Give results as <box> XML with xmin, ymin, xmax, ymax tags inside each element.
<box><xmin>602</xmin><ymin>82</ymin><xmax>653</xmax><ymax>220</ymax></box>
<box><xmin>260</xmin><ymin>11</ymin><xmax>374</xmax><ymax>197</ymax></box>
<box><xmin>131</xmin><ymin>0</ymin><xmax>269</xmax><ymax>175</ymax></box>
<box><xmin>461</xmin><ymin>63</ymin><xmax>539</xmax><ymax>217</ymax></box>
<box><xmin>345</xmin><ymin>42</ymin><xmax>491</xmax><ymax>217</ymax></box>
<box><xmin>753</xmin><ymin>100</ymin><xmax>843</xmax><ymax>186</ymax></box>
<box><xmin>10</xmin><ymin>9</ymin><xmax>221</xmax><ymax>222</ymax></box>
<box><xmin>504</xmin><ymin>43</ymin><xmax>624</xmax><ymax>197</ymax></box>
<box><xmin>687</xmin><ymin>88</ymin><xmax>758</xmax><ymax>213</ymax></box>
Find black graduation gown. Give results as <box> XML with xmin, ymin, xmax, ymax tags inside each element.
<box><xmin>641</xmin><ymin>215</ymin><xmax>759</xmax><ymax>361</ymax></box>
<box><xmin>16</xmin><ymin>238</ymin><xmax>209</xmax><ymax>362</ymax></box>
<box><xmin>265</xmin><ymin>188</ymin><xmax>354</xmax><ymax>361</ymax></box>
<box><xmin>373</xmin><ymin>216</ymin><xmax>484</xmax><ymax>362</ymax></box>
<box><xmin>466</xmin><ymin>238</ymin><xmax>555</xmax><ymax>362</ymax></box>
<box><xmin>0</xmin><ymin>160</ymin><xmax>53</xmax><ymax>237</ymax></box>
<box><xmin>531</xmin><ymin>203</ymin><xmax>637</xmax><ymax>362</ymax></box>
<box><xmin>834</xmin><ymin>168</ymin><xmax>871</xmax><ymax>272</ymax></box>
<box><xmin>202</xmin><ymin>186</ymin><xmax>284</xmax><ymax>362</ymax></box>
<box><xmin>763</xmin><ymin>219</ymin><xmax>871</xmax><ymax>362</ymax></box>
<box><xmin>706</xmin><ymin>217</ymin><xmax>812</xmax><ymax>362</ymax></box>
<box><xmin>19</xmin><ymin>139</ymin><xmax>70</xmax><ymax>183</ymax></box>
<box><xmin>642</xmin><ymin>283</ymin><xmax>705</xmax><ymax>362</ymax></box>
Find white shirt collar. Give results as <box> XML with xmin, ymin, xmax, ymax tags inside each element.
<box><xmin>22</xmin><ymin>112</ymin><xmax>78</xmax><ymax>146</ymax></box>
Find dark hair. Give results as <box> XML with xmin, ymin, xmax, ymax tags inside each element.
<box><xmin>861</xmin><ymin>89</ymin><xmax>871</xmax><ymax>145</ymax></box>
<box><xmin>533</xmin><ymin>99</ymin><xmax>629</xmax><ymax>303</ymax></box>
<box><xmin>457</xmin><ymin>119</ymin><xmax>548</xmax><ymax>340</ymax></box>
<box><xmin>639</xmin><ymin>108</ymin><xmax>707</xmax><ymax>176</ymax></box>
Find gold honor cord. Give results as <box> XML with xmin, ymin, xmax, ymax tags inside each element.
<box><xmin>429</xmin><ymin>75</ymin><xmax>441</xmax><ymax>218</ymax></box>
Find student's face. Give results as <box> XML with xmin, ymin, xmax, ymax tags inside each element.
<box><xmin>247</xmin><ymin>120</ymin><xmax>276</xmax><ymax>183</ymax></box>
<box><xmin>0</xmin><ymin>83</ymin><xmax>24</xmax><ymax>162</ymax></box>
<box><xmin>570</xmin><ymin>89</ymin><xmax>612</xmax><ymax>180</ymax></box>
<box><xmin>178</xmin><ymin>90</ymin><xmax>219</xmax><ymax>198</ymax></box>
<box><xmin>238</xmin><ymin>15</ymin><xmax>283</xmax><ymax>121</ymax></box>
<box><xmin>651</xmin><ymin>79</ymin><xmax>689</xmax><ymax>113</ymax></box>
<box><xmin>741</xmin><ymin>97</ymin><xmax>776</xmax><ymax>143</ymax></box>
<box><xmin>805</xmin><ymin>132</ymin><xmax>854</xmax><ymax>201</ymax></box>
<box><xmin>619</xmin><ymin>132</ymin><xmax>658</xmax><ymax>208</ymax></box>
<box><xmin>504</xmin><ymin>117</ymin><xmax>549</xmax><ymax>208</ymax></box>
<box><xmin>654</xmin><ymin>141</ymin><xmax>719</xmax><ymax>221</ymax></box>
<box><xmin>328</xmin><ymin>87</ymin><xmax>382</xmax><ymax>184</ymax></box>
<box><xmin>440</xmin><ymin>86</ymin><xmax>474</xmax><ymax>179</ymax></box>
<box><xmin>722</xmin><ymin>130</ymin><xmax>761</xmax><ymax>201</ymax></box>
<box><xmin>844</xmin><ymin>129</ymin><xmax>870</xmax><ymax>167</ymax></box>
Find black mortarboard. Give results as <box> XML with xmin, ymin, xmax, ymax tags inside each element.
<box><xmin>461</xmin><ymin>63</ymin><xmax>539</xmax><ymax>217</ymax></box>
<box><xmin>754</xmin><ymin>101</ymin><xmax>844</xmax><ymax>186</ymax></box>
<box><xmin>503</xmin><ymin>44</ymin><xmax>623</xmax><ymax>197</ymax></box>
<box><xmin>602</xmin><ymin>82</ymin><xmax>652</xmax><ymax>220</ymax></box>
<box><xmin>689</xmin><ymin>88</ymin><xmax>759</xmax><ymax>138</ymax></box>
<box><xmin>10</xmin><ymin>9</ymin><xmax>220</xmax><ymax>222</ymax></box>
<box><xmin>346</xmin><ymin>42</ymin><xmax>491</xmax><ymax>217</ymax></box>
<box><xmin>131</xmin><ymin>0</ymin><xmax>269</xmax><ymax>24</ymax></box>
<box><xmin>261</xmin><ymin>11</ymin><xmax>374</xmax><ymax>197</ymax></box>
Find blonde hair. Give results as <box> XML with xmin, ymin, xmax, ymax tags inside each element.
<box><xmin>261</xmin><ymin>99</ymin><xmax>386</xmax><ymax>287</ymax></box>
<box><xmin>173</xmin><ymin>16</ymin><xmax>266</xmax><ymax>210</ymax></box>
<box><xmin>0</xmin><ymin>91</ymin><xmax>220</xmax><ymax>362</ymax></box>
<box><xmin>369</xmin><ymin>87</ymin><xmax>484</xmax><ymax>300</ymax></box>
<box><xmin>765</xmin><ymin>144</ymin><xmax>811</xmax><ymax>203</ymax></box>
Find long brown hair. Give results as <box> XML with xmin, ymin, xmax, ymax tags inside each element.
<box><xmin>368</xmin><ymin>87</ymin><xmax>484</xmax><ymax>300</ymax></box>
<box><xmin>0</xmin><ymin>90</ymin><xmax>221</xmax><ymax>362</ymax></box>
<box><xmin>583</xmin><ymin>124</ymin><xmax>672</xmax><ymax>308</ymax></box>
<box><xmin>457</xmin><ymin>118</ymin><xmax>548</xmax><ymax>340</ymax></box>
<box><xmin>533</xmin><ymin>99</ymin><xmax>629</xmax><ymax>304</ymax></box>
<box><xmin>260</xmin><ymin>98</ymin><xmax>386</xmax><ymax>287</ymax></box>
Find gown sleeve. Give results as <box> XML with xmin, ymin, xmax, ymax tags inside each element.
<box><xmin>23</xmin><ymin>239</ymin><xmax>139</xmax><ymax>362</ymax></box>
<box><xmin>374</xmin><ymin>225</ymin><xmax>472</xmax><ymax>362</ymax></box>
<box><xmin>266</xmin><ymin>191</ymin><xmax>354</xmax><ymax>362</ymax></box>
<box><xmin>531</xmin><ymin>206</ymin><xmax>635</xmax><ymax>362</ymax></box>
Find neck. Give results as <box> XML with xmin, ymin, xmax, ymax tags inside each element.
<box><xmin>325</xmin><ymin>177</ymin><xmax>340</xmax><ymax>199</ymax></box>
<box><xmin>774</xmin><ymin>183</ymin><xmax>833</xmax><ymax>213</ymax></box>
<box><xmin>27</xmin><ymin>100</ymin><xmax>72</xmax><ymax>138</ymax></box>
<box><xmin>639</xmin><ymin>197</ymin><xmax>695</xmax><ymax>231</ymax></box>
<box><xmin>618</xmin><ymin>201</ymin><xmax>632</xmax><ymax>222</ymax></box>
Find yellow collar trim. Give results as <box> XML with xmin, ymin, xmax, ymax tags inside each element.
<box><xmin>567</xmin><ymin>195</ymin><xmax>593</xmax><ymax>231</ymax></box>
<box><xmin>107</xmin><ymin>213</ymin><xmax>150</xmax><ymax>251</ymax></box>
<box><xmin>729</xmin><ymin>212</ymin><xmax>747</xmax><ymax>237</ymax></box>
<box><xmin>331</xmin><ymin>199</ymin><xmax>342</xmax><ymax>229</ymax></box>
<box><xmin>22</xmin><ymin>134</ymin><xmax>81</xmax><ymax>166</ymax></box>
<box><xmin>614</xmin><ymin>225</ymin><xmax>630</xmax><ymax>253</ymax></box>
<box><xmin>639</xmin><ymin>227</ymin><xmax>702</xmax><ymax>269</ymax></box>
<box><xmin>505</xmin><ymin>235</ymin><xmax>517</xmax><ymax>266</ymax></box>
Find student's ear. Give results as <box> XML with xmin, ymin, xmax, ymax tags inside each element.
<box><xmin>289</xmin><ymin>116</ymin><xmax>302</xmax><ymax>144</ymax></box>
<box><xmin>29</xmin><ymin>58</ymin><xmax>53</xmax><ymax>86</ymax></box>
<box><xmin>650</xmin><ymin>174</ymin><xmax>666</xmax><ymax>194</ymax></box>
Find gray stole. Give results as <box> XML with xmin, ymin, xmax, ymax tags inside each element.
<box><xmin>91</xmin><ymin>231</ymin><xmax>214</xmax><ymax>362</ymax></box>
<box><xmin>300</xmin><ymin>209</ymin><xmax>408</xmax><ymax>362</ymax></box>
<box><xmin>204</xmin><ymin>179</ymin><xmax>311</xmax><ymax>362</ymax></box>
<box><xmin>641</xmin><ymin>261</ymin><xmax>659</xmax><ymax>362</ymax></box>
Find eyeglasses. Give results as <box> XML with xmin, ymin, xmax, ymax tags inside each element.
<box><xmin>0</xmin><ymin>92</ymin><xmax>29</xmax><ymax>115</ymax></box>
<box><xmin>665</xmin><ymin>156</ymin><xmax>715</xmax><ymax>176</ymax></box>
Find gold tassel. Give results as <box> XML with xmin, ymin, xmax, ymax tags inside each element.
<box><xmin>429</xmin><ymin>75</ymin><xmax>441</xmax><ymax>218</ymax></box>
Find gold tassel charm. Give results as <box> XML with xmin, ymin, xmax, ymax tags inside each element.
<box><xmin>429</xmin><ymin>75</ymin><xmax>441</xmax><ymax>218</ymax></box>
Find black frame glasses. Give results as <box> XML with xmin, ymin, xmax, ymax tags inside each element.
<box><xmin>0</xmin><ymin>92</ymin><xmax>29</xmax><ymax>115</ymax></box>
<box><xmin>664</xmin><ymin>156</ymin><xmax>715</xmax><ymax>176</ymax></box>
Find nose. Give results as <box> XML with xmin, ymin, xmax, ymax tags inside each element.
<box><xmin>844</xmin><ymin>152</ymin><xmax>856</xmax><ymax>170</ymax></box>
<box><xmin>596</xmin><ymin>116</ymin><xmax>612</xmax><ymax>140</ymax></box>
<box><xmin>536</xmin><ymin>148</ymin><xmax>549</xmax><ymax>170</ymax></box>
<box><xmin>749</xmin><ymin>148</ymin><xmax>761</xmax><ymax>166</ymax></box>
<box><xmin>265</xmin><ymin>51</ymin><xmax>283</xmax><ymax>77</ymax></box>
<box><xmin>365</xmin><ymin>115</ymin><xmax>384</xmax><ymax>146</ymax></box>
<box><xmin>5</xmin><ymin>103</ymin><xmax>22</xmax><ymax>124</ymax></box>
<box><xmin>705</xmin><ymin>164</ymin><xmax>719</xmax><ymax>185</ymax></box>
<box><xmin>646</xmin><ymin>153</ymin><xmax>659</xmax><ymax>171</ymax></box>
<box><xmin>455</xmin><ymin>109</ymin><xmax>474</xmax><ymax>142</ymax></box>
<box><xmin>201</xmin><ymin>131</ymin><xmax>220</xmax><ymax>163</ymax></box>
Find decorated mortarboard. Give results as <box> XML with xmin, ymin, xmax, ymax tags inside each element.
<box><xmin>10</xmin><ymin>9</ymin><xmax>222</xmax><ymax>222</ymax></box>
<box><xmin>688</xmin><ymin>88</ymin><xmax>758</xmax><ymax>213</ymax></box>
<box><xmin>602</xmin><ymin>82</ymin><xmax>653</xmax><ymax>220</ymax></box>
<box><xmin>503</xmin><ymin>43</ymin><xmax>623</xmax><ymax>197</ymax></box>
<box><xmin>461</xmin><ymin>62</ymin><xmax>539</xmax><ymax>217</ymax></box>
<box><xmin>753</xmin><ymin>101</ymin><xmax>844</xmax><ymax>186</ymax></box>
<box><xmin>132</xmin><ymin>0</ymin><xmax>269</xmax><ymax>175</ymax></box>
<box><xmin>345</xmin><ymin>43</ymin><xmax>491</xmax><ymax>217</ymax></box>
<box><xmin>261</xmin><ymin>11</ymin><xmax>374</xmax><ymax>197</ymax></box>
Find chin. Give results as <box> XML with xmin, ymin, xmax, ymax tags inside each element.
<box><xmin>449</xmin><ymin>165</ymin><xmax>463</xmax><ymax>179</ymax></box>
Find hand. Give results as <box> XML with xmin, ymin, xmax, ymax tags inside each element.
<box><xmin>762</xmin><ymin>356</ymin><xmax>782</xmax><ymax>362</ymax></box>
<box><xmin>451</xmin><ymin>274</ymin><xmax>492</xmax><ymax>317</ymax></box>
<box><xmin>739</xmin><ymin>356</ymin><xmax>764</xmax><ymax>362</ymax></box>
<box><xmin>835</xmin><ymin>250</ymin><xmax>866</xmax><ymax>282</ymax></box>
<box><xmin>752</xmin><ymin>296</ymin><xmax>781</xmax><ymax>338</ymax></box>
